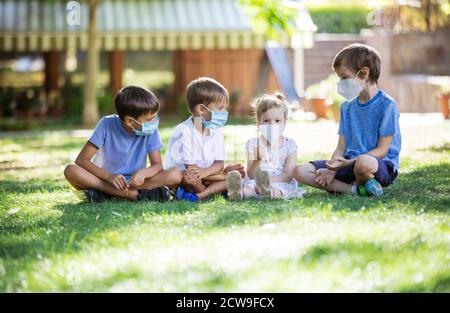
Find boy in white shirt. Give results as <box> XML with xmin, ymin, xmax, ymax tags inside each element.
<box><xmin>164</xmin><ymin>77</ymin><xmax>244</xmax><ymax>201</ymax></box>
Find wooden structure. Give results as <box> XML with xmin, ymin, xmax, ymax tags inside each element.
<box><xmin>0</xmin><ymin>0</ymin><xmax>316</xmax><ymax>115</ymax></box>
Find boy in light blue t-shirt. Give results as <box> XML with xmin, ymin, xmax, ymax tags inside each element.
<box><xmin>295</xmin><ymin>44</ymin><xmax>402</xmax><ymax>197</ymax></box>
<box><xmin>64</xmin><ymin>86</ymin><xmax>182</xmax><ymax>202</ymax></box>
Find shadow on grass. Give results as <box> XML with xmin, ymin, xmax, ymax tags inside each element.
<box><xmin>1</xmin><ymin>162</ymin><xmax>448</xmax><ymax>269</ymax></box>
<box><xmin>209</xmin><ymin>162</ymin><xmax>450</xmax><ymax>228</ymax></box>
<box><xmin>420</xmin><ymin>142</ymin><xmax>450</xmax><ymax>153</ymax></box>
<box><xmin>0</xmin><ymin>198</ymin><xmax>201</xmax><ymax>261</ymax></box>
<box><xmin>0</xmin><ymin>178</ymin><xmax>65</xmax><ymax>194</ymax></box>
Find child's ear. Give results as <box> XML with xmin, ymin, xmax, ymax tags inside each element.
<box><xmin>195</xmin><ymin>103</ymin><xmax>205</xmax><ymax>114</ymax></box>
<box><xmin>359</xmin><ymin>66</ymin><xmax>370</xmax><ymax>81</ymax></box>
<box><xmin>124</xmin><ymin>116</ymin><xmax>133</xmax><ymax>127</ymax></box>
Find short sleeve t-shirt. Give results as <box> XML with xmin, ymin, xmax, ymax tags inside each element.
<box><xmin>88</xmin><ymin>114</ymin><xmax>163</xmax><ymax>176</ymax></box>
<box><xmin>163</xmin><ymin>117</ymin><xmax>226</xmax><ymax>170</ymax></box>
<box><xmin>338</xmin><ymin>89</ymin><xmax>402</xmax><ymax>170</ymax></box>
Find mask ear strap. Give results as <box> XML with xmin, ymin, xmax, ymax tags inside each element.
<box><xmin>201</xmin><ymin>104</ymin><xmax>212</xmax><ymax>113</ymax></box>
<box><xmin>128</xmin><ymin>118</ymin><xmax>142</xmax><ymax>132</ymax></box>
<box><xmin>129</xmin><ymin>117</ymin><xmax>140</xmax><ymax>125</ymax></box>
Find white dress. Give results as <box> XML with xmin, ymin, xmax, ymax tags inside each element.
<box><xmin>244</xmin><ymin>137</ymin><xmax>305</xmax><ymax>199</ymax></box>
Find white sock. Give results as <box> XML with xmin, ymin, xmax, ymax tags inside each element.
<box><xmin>350</xmin><ymin>183</ymin><xmax>357</xmax><ymax>194</ymax></box>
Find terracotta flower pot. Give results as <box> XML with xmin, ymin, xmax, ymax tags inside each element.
<box><xmin>439</xmin><ymin>94</ymin><xmax>450</xmax><ymax>119</ymax></box>
<box><xmin>309</xmin><ymin>98</ymin><xmax>329</xmax><ymax>119</ymax></box>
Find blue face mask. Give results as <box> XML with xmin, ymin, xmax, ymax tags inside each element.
<box><xmin>130</xmin><ymin>116</ymin><xmax>159</xmax><ymax>136</ymax></box>
<box><xmin>200</xmin><ymin>105</ymin><xmax>228</xmax><ymax>129</ymax></box>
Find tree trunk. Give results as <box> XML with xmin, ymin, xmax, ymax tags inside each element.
<box><xmin>108</xmin><ymin>50</ymin><xmax>124</xmax><ymax>96</ymax></box>
<box><xmin>83</xmin><ymin>0</ymin><xmax>100</xmax><ymax>127</ymax></box>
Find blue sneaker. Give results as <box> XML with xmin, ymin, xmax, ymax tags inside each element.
<box><xmin>358</xmin><ymin>178</ymin><xmax>383</xmax><ymax>197</ymax></box>
<box><xmin>175</xmin><ymin>186</ymin><xmax>199</xmax><ymax>202</ymax></box>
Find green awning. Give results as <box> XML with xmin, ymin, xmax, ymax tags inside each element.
<box><xmin>0</xmin><ymin>0</ymin><xmax>316</xmax><ymax>51</ymax></box>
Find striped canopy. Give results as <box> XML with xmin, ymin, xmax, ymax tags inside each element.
<box><xmin>0</xmin><ymin>0</ymin><xmax>316</xmax><ymax>51</ymax></box>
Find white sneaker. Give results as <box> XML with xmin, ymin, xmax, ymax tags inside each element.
<box><xmin>256</xmin><ymin>170</ymin><xmax>272</xmax><ymax>199</ymax></box>
<box><xmin>226</xmin><ymin>170</ymin><xmax>243</xmax><ymax>200</ymax></box>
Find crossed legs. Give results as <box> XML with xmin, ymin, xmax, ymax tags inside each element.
<box><xmin>64</xmin><ymin>164</ymin><xmax>182</xmax><ymax>200</ymax></box>
<box><xmin>294</xmin><ymin>154</ymin><xmax>379</xmax><ymax>194</ymax></box>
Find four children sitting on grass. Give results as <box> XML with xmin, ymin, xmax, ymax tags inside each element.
<box><xmin>64</xmin><ymin>43</ymin><xmax>402</xmax><ymax>202</ymax></box>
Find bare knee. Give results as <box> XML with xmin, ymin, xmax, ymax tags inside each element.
<box><xmin>166</xmin><ymin>167</ymin><xmax>182</xmax><ymax>186</ymax></box>
<box><xmin>354</xmin><ymin>155</ymin><xmax>378</xmax><ymax>175</ymax></box>
<box><xmin>64</xmin><ymin>164</ymin><xmax>80</xmax><ymax>180</ymax></box>
<box><xmin>294</xmin><ymin>163</ymin><xmax>316</xmax><ymax>183</ymax></box>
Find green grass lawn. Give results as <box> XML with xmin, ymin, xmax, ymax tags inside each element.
<box><xmin>0</xmin><ymin>118</ymin><xmax>449</xmax><ymax>292</ymax></box>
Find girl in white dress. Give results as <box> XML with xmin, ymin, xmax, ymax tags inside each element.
<box><xmin>226</xmin><ymin>93</ymin><xmax>305</xmax><ymax>200</ymax></box>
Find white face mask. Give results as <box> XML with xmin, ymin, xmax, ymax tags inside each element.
<box><xmin>258</xmin><ymin>124</ymin><xmax>284</xmax><ymax>145</ymax></box>
<box><xmin>336</xmin><ymin>69</ymin><xmax>363</xmax><ymax>101</ymax></box>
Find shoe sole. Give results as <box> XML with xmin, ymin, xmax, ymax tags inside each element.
<box><xmin>226</xmin><ymin>170</ymin><xmax>243</xmax><ymax>201</ymax></box>
<box><xmin>256</xmin><ymin>170</ymin><xmax>271</xmax><ymax>199</ymax></box>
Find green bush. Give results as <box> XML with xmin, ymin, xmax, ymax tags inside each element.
<box><xmin>176</xmin><ymin>94</ymin><xmax>190</xmax><ymax>118</ymax></box>
<box><xmin>97</xmin><ymin>89</ymin><xmax>115</xmax><ymax>116</ymax></box>
<box><xmin>63</xmin><ymin>85</ymin><xmax>83</xmax><ymax>117</ymax></box>
<box><xmin>64</xmin><ymin>87</ymin><xmax>116</xmax><ymax>118</ymax></box>
<box><xmin>307</xmin><ymin>5</ymin><xmax>371</xmax><ymax>34</ymax></box>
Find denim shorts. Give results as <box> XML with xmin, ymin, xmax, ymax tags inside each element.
<box><xmin>310</xmin><ymin>156</ymin><xmax>398</xmax><ymax>187</ymax></box>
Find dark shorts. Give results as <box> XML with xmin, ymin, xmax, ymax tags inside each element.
<box><xmin>310</xmin><ymin>156</ymin><xmax>398</xmax><ymax>187</ymax></box>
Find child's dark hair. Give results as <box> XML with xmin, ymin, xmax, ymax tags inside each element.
<box><xmin>114</xmin><ymin>86</ymin><xmax>159</xmax><ymax>120</ymax></box>
<box><xmin>186</xmin><ymin>77</ymin><xmax>229</xmax><ymax>112</ymax></box>
<box><xmin>332</xmin><ymin>43</ymin><xmax>381</xmax><ymax>83</ymax></box>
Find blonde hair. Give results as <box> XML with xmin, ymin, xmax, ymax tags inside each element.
<box><xmin>252</xmin><ymin>92</ymin><xmax>288</xmax><ymax>122</ymax></box>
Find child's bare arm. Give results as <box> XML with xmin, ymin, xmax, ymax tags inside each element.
<box><xmin>185</xmin><ymin>160</ymin><xmax>224</xmax><ymax>183</ymax></box>
<box><xmin>367</xmin><ymin>135</ymin><xmax>392</xmax><ymax>158</ymax></box>
<box><xmin>203</xmin><ymin>173</ymin><xmax>227</xmax><ymax>182</ymax></box>
<box><xmin>327</xmin><ymin>135</ymin><xmax>392</xmax><ymax>171</ymax></box>
<box><xmin>203</xmin><ymin>163</ymin><xmax>245</xmax><ymax>182</ymax></box>
<box><xmin>246</xmin><ymin>144</ymin><xmax>261</xmax><ymax>180</ymax></box>
<box><xmin>128</xmin><ymin>151</ymin><xmax>163</xmax><ymax>188</ymax></box>
<box><xmin>204</xmin><ymin>160</ymin><xmax>225</xmax><ymax>177</ymax></box>
<box><xmin>271</xmin><ymin>151</ymin><xmax>297</xmax><ymax>183</ymax></box>
<box><xmin>326</xmin><ymin>136</ymin><xmax>352</xmax><ymax>170</ymax></box>
<box><xmin>330</xmin><ymin>135</ymin><xmax>346</xmax><ymax>160</ymax></box>
<box><xmin>75</xmin><ymin>142</ymin><xmax>127</xmax><ymax>191</ymax></box>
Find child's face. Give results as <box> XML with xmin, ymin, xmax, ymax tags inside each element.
<box><xmin>258</xmin><ymin>108</ymin><xmax>285</xmax><ymax>126</ymax></box>
<box><xmin>197</xmin><ymin>100</ymin><xmax>228</xmax><ymax>121</ymax></box>
<box><xmin>125</xmin><ymin>111</ymin><xmax>158</xmax><ymax>131</ymax></box>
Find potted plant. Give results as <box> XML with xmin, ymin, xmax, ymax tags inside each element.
<box><xmin>305</xmin><ymin>81</ymin><xmax>329</xmax><ymax>119</ymax></box>
<box><xmin>437</xmin><ymin>85</ymin><xmax>450</xmax><ymax>119</ymax></box>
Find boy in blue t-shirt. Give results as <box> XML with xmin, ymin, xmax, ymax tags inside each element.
<box><xmin>64</xmin><ymin>86</ymin><xmax>182</xmax><ymax>202</ymax></box>
<box><xmin>295</xmin><ymin>44</ymin><xmax>402</xmax><ymax>196</ymax></box>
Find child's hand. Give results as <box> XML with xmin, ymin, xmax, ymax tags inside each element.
<box><xmin>223</xmin><ymin>163</ymin><xmax>245</xmax><ymax>178</ymax></box>
<box><xmin>256</xmin><ymin>140</ymin><xmax>265</xmax><ymax>161</ymax></box>
<box><xmin>128</xmin><ymin>170</ymin><xmax>146</xmax><ymax>189</ymax></box>
<box><xmin>315</xmin><ymin>168</ymin><xmax>336</xmax><ymax>187</ymax></box>
<box><xmin>326</xmin><ymin>156</ymin><xmax>352</xmax><ymax>170</ymax></box>
<box><xmin>251</xmin><ymin>139</ymin><xmax>264</xmax><ymax>161</ymax></box>
<box><xmin>186</xmin><ymin>165</ymin><xmax>206</xmax><ymax>183</ymax></box>
<box><xmin>107</xmin><ymin>173</ymin><xmax>128</xmax><ymax>192</ymax></box>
